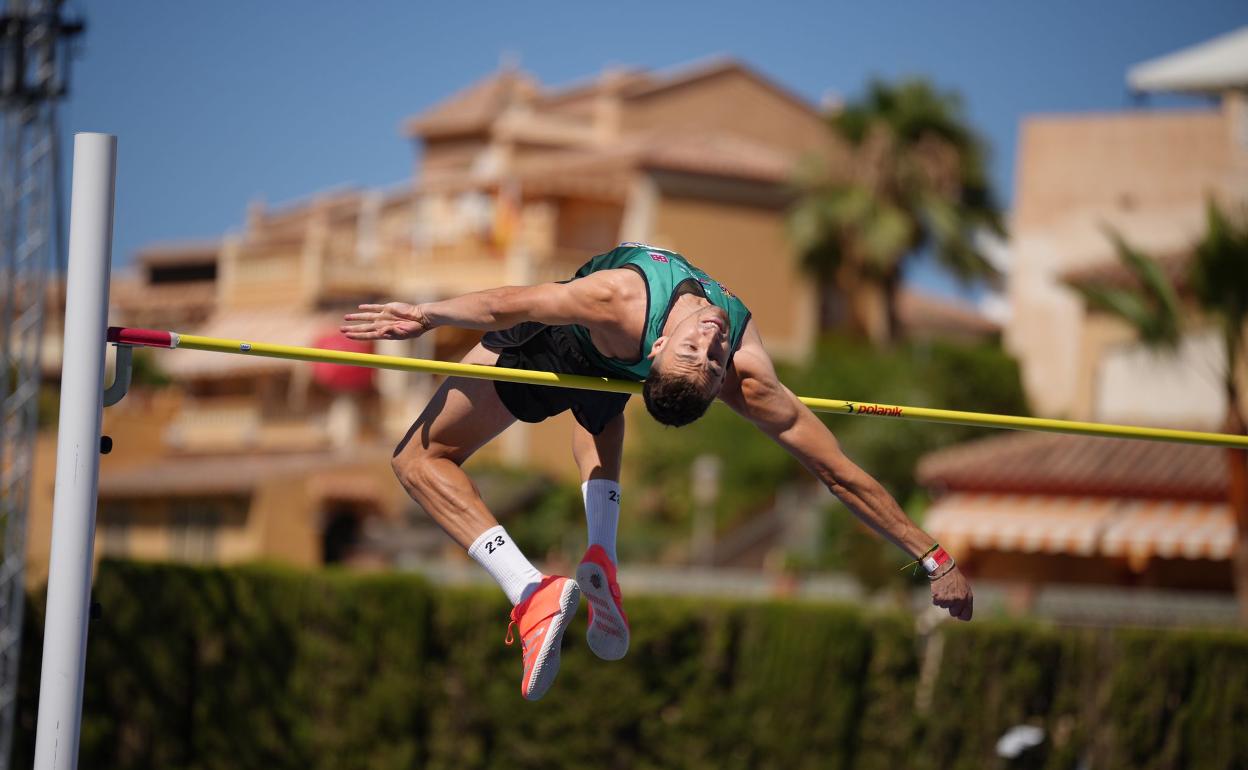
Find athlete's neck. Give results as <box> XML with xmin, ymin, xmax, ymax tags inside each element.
<box><xmin>660</xmin><ymin>292</ymin><xmax>711</xmax><ymax>337</ymax></box>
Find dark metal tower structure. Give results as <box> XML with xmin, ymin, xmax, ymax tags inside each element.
<box><xmin>0</xmin><ymin>1</ymin><xmax>81</xmax><ymax>765</ymax></box>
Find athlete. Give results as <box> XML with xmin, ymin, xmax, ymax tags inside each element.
<box><xmin>341</xmin><ymin>243</ymin><xmax>973</xmax><ymax>701</ymax></box>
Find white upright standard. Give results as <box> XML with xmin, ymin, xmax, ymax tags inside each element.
<box><xmin>32</xmin><ymin>133</ymin><xmax>117</xmax><ymax>770</ymax></box>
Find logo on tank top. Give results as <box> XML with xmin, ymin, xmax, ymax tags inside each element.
<box><xmin>648</xmin><ymin>252</ymin><xmax>669</xmax><ymax>263</ymax></box>
<box><xmin>696</xmin><ymin>277</ymin><xmax>736</xmax><ymax>298</ymax></box>
<box><xmin>622</xmin><ymin>241</ymin><xmax>673</xmax><ymax>252</ymax></box>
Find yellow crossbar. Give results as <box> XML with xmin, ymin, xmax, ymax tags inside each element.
<box><xmin>122</xmin><ymin>329</ymin><xmax>1248</xmax><ymax>449</ymax></box>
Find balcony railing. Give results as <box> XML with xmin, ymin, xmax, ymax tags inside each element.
<box><xmin>165</xmin><ymin>399</ymin><xmax>332</xmax><ymax>453</ymax></box>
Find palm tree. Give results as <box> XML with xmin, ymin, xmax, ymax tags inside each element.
<box><xmin>1068</xmin><ymin>202</ymin><xmax>1248</xmax><ymax>622</ymax></box>
<box><xmin>789</xmin><ymin>78</ymin><xmax>1005</xmax><ymax>345</ymax></box>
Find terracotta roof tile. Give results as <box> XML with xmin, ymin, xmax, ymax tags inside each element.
<box><xmin>405</xmin><ymin>69</ymin><xmax>538</xmax><ymax>137</ymax></box>
<box><xmin>619</xmin><ymin>57</ymin><xmax>822</xmax><ymax>119</ymax></box>
<box><xmin>897</xmin><ymin>290</ymin><xmax>999</xmax><ymax>337</ymax></box>
<box><xmin>408</xmin><ymin>58</ymin><xmax>822</xmax><ymax>141</ymax></box>
<box><xmin>624</xmin><ymin>57</ymin><xmax>740</xmax><ymax>92</ymax></box>
<box><xmin>635</xmin><ymin>131</ymin><xmax>798</xmax><ymax>183</ymax></box>
<box><xmin>536</xmin><ymin>59</ymin><xmax>809</xmax><ymax>114</ymax></box>
<box><xmin>917</xmin><ymin>431</ymin><xmax>1228</xmax><ymax>501</ymax></box>
<box><xmin>538</xmin><ymin>68</ymin><xmax>656</xmax><ymax>109</ymax></box>
<box><xmin>516</xmin><ymin>131</ymin><xmax>799</xmax><ymax>184</ymax></box>
<box><xmin>417</xmin><ymin>131</ymin><xmax>801</xmax><ymax>195</ymax></box>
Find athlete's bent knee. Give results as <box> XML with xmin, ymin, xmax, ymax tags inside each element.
<box><xmin>392</xmin><ymin>447</ymin><xmax>430</xmax><ymax>490</ymax></box>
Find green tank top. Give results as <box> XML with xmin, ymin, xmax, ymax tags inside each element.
<box><xmin>566</xmin><ymin>243</ymin><xmax>752</xmax><ymax>381</ymax></box>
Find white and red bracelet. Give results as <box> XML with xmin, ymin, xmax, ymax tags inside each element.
<box><xmin>922</xmin><ymin>546</ymin><xmax>955</xmax><ymax>580</ymax></box>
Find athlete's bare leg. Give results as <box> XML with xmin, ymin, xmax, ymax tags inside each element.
<box><xmin>572</xmin><ymin>412</ymin><xmax>625</xmax><ymax>483</ymax></box>
<box><xmin>393</xmin><ymin>344</ymin><xmax>582</xmax><ymax>700</ymax></box>
<box><xmin>390</xmin><ymin>344</ymin><xmax>516</xmax><ymax>548</ymax></box>
<box><xmin>572</xmin><ymin>412</ymin><xmax>630</xmax><ymax>660</ymax></box>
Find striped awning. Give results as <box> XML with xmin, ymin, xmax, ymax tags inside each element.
<box><xmin>1101</xmin><ymin>499</ymin><xmax>1234</xmax><ymax>561</ymax></box>
<box><xmin>926</xmin><ymin>493</ymin><xmax>1118</xmax><ymax>556</ymax></box>
<box><xmin>926</xmin><ymin>492</ymin><xmax>1235</xmax><ymax>562</ymax></box>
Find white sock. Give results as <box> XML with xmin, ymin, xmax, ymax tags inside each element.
<box><xmin>468</xmin><ymin>525</ymin><xmax>544</xmax><ymax>606</ymax></box>
<box><xmin>583</xmin><ymin>479</ymin><xmax>621</xmax><ymax>564</ymax></box>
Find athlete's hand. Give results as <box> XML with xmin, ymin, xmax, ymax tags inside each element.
<box><xmin>340</xmin><ymin>302</ymin><xmax>433</xmax><ymax>341</ymax></box>
<box><xmin>930</xmin><ymin>566</ymin><xmax>973</xmax><ymax>621</ymax></box>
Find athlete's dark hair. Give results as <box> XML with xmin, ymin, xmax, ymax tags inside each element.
<box><xmin>643</xmin><ymin>367</ymin><xmax>714</xmax><ymax>427</ymax></box>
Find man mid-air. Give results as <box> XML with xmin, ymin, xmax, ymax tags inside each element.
<box><xmin>342</xmin><ymin>242</ymin><xmax>973</xmax><ymax>701</ymax></box>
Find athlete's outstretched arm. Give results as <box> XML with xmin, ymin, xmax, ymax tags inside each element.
<box><xmin>718</xmin><ymin>321</ymin><xmax>973</xmax><ymax>621</ymax></box>
<box><xmin>340</xmin><ymin>270</ymin><xmax>626</xmax><ymax>341</ymax></box>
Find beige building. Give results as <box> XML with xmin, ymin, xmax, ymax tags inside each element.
<box><xmin>1006</xmin><ymin>28</ymin><xmax>1248</xmax><ymax>424</ymax></box>
<box><xmin>29</xmin><ymin>58</ymin><xmax>997</xmax><ymax>581</ymax></box>
<box><xmin>924</xmin><ymin>28</ymin><xmax>1248</xmax><ymax>605</ymax></box>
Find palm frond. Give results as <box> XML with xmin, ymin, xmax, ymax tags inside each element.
<box><xmin>860</xmin><ymin>202</ymin><xmax>913</xmax><ymax>273</ymax></box>
<box><xmin>1076</xmin><ymin>285</ymin><xmax>1174</xmax><ymax>344</ymax></box>
<box><xmin>823</xmin><ymin>185</ymin><xmax>875</xmax><ymax>228</ymax></box>
<box><xmin>786</xmin><ymin>197</ymin><xmax>827</xmax><ymax>254</ymax></box>
<box><xmin>1065</xmin><ymin>228</ymin><xmax>1182</xmax><ymax>350</ymax></box>
<box><xmin>1103</xmin><ymin>227</ymin><xmax>1184</xmax><ymax>333</ymax></box>
<box><xmin>788</xmin><ymin>190</ymin><xmax>853</xmax><ymax>279</ymax></box>
<box><xmin>918</xmin><ymin>194</ymin><xmax>999</xmax><ymax>282</ymax></box>
<box><xmin>1192</xmin><ymin>200</ymin><xmax>1248</xmax><ymax>325</ymax></box>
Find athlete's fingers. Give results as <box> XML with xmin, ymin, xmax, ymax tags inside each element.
<box><xmin>942</xmin><ymin>597</ymin><xmax>970</xmax><ymax>622</ymax></box>
<box><xmin>357</xmin><ymin>304</ymin><xmax>382</xmax><ymax>311</ymax></box>
<box><xmin>959</xmin><ymin>597</ymin><xmax>974</xmax><ymax>621</ymax></box>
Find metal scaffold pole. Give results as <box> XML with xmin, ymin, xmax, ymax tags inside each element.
<box><xmin>0</xmin><ymin>2</ymin><xmax>82</xmax><ymax>767</ymax></box>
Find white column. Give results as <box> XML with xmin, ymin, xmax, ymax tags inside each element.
<box><xmin>33</xmin><ymin>132</ymin><xmax>117</xmax><ymax>770</ymax></box>
<box><xmin>618</xmin><ymin>174</ymin><xmax>658</xmax><ymax>245</ymax></box>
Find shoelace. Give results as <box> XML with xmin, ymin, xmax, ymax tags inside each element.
<box><xmin>505</xmin><ymin>590</ymin><xmax>531</xmax><ymax>646</ymax></box>
<box><xmin>503</xmin><ymin>577</ymin><xmax>558</xmax><ymax>647</ymax></box>
<box><xmin>505</xmin><ymin>606</ymin><xmax>559</xmax><ymax>647</ymax></box>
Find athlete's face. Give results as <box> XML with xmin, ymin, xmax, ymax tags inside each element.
<box><xmin>649</xmin><ymin>304</ymin><xmax>732</xmax><ymax>395</ymax></box>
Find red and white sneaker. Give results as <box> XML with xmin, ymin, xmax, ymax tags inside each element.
<box><xmin>505</xmin><ymin>575</ymin><xmax>580</xmax><ymax>701</ymax></box>
<box><xmin>575</xmin><ymin>545</ymin><xmax>630</xmax><ymax>660</ymax></box>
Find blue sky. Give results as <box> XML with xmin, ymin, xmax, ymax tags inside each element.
<box><xmin>59</xmin><ymin>1</ymin><xmax>1246</xmax><ymax>296</ymax></box>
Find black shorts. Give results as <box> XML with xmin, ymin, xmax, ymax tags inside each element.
<box><xmin>481</xmin><ymin>322</ymin><xmax>631</xmax><ymax>435</ymax></box>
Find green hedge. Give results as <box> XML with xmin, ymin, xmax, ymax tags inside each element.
<box><xmin>15</xmin><ymin>562</ymin><xmax>1248</xmax><ymax>769</ymax></box>
<box><xmin>923</xmin><ymin>622</ymin><xmax>1248</xmax><ymax>770</ymax></box>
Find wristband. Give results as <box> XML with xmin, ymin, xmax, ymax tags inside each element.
<box><xmin>922</xmin><ymin>546</ymin><xmax>953</xmax><ymax>578</ymax></box>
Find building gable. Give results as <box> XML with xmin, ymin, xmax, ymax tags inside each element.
<box><xmin>618</xmin><ymin>61</ymin><xmax>835</xmax><ymax>158</ymax></box>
